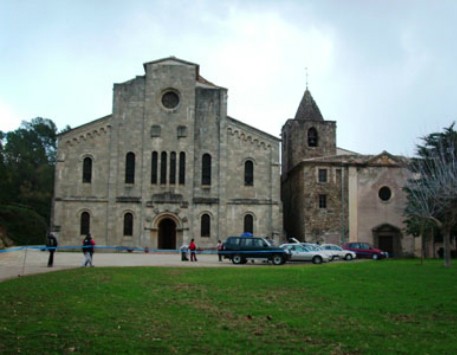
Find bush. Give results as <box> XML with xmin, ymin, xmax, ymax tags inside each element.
<box><xmin>0</xmin><ymin>204</ymin><xmax>48</xmax><ymax>246</ymax></box>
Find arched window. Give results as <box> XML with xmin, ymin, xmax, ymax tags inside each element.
<box><xmin>202</xmin><ymin>153</ymin><xmax>212</xmax><ymax>185</ymax></box>
<box><xmin>179</xmin><ymin>152</ymin><xmax>186</xmax><ymax>185</ymax></box>
<box><xmin>170</xmin><ymin>152</ymin><xmax>176</xmax><ymax>185</ymax></box>
<box><xmin>244</xmin><ymin>160</ymin><xmax>254</xmax><ymax>186</ymax></box>
<box><xmin>244</xmin><ymin>214</ymin><xmax>254</xmax><ymax>234</ymax></box>
<box><xmin>125</xmin><ymin>152</ymin><xmax>135</xmax><ymax>184</ymax></box>
<box><xmin>123</xmin><ymin>213</ymin><xmax>133</xmax><ymax>236</ymax></box>
<box><xmin>160</xmin><ymin>152</ymin><xmax>167</xmax><ymax>184</ymax></box>
<box><xmin>151</xmin><ymin>151</ymin><xmax>158</xmax><ymax>184</ymax></box>
<box><xmin>308</xmin><ymin>127</ymin><xmax>318</xmax><ymax>147</ymax></box>
<box><xmin>80</xmin><ymin>212</ymin><xmax>90</xmax><ymax>235</ymax></box>
<box><xmin>201</xmin><ymin>214</ymin><xmax>210</xmax><ymax>237</ymax></box>
<box><xmin>82</xmin><ymin>157</ymin><xmax>92</xmax><ymax>183</ymax></box>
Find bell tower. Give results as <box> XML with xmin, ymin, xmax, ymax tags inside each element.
<box><xmin>281</xmin><ymin>88</ymin><xmax>336</xmax><ymax>176</ymax></box>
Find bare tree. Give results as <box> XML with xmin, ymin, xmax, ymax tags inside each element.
<box><xmin>404</xmin><ymin>124</ymin><xmax>457</xmax><ymax>267</ymax></box>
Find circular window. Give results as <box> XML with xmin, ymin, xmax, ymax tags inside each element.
<box><xmin>161</xmin><ymin>90</ymin><xmax>180</xmax><ymax>109</ymax></box>
<box><xmin>378</xmin><ymin>186</ymin><xmax>392</xmax><ymax>201</ymax></box>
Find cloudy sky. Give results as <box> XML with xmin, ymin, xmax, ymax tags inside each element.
<box><xmin>1</xmin><ymin>0</ymin><xmax>456</xmax><ymax>156</ymax></box>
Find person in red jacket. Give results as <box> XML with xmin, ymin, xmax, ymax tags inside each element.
<box><xmin>189</xmin><ymin>239</ymin><xmax>197</xmax><ymax>262</ymax></box>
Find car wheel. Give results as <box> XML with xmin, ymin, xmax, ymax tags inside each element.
<box><xmin>272</xmin><ymin>254</ymin><xmax>284</xmax><ymax>265</ymax></box>
<box><xmin>232</xmin><ymin>255</ymin><xmax>243</xmax><ymax>264</ymax></box>
<box><xmin>372</xmin><ymin>253</ymin><xmax>379</xmax><ymax>260</ymax></box>
<box><xmin>312</xmin><ymin>256</ymin><xmax>323</xmax><ymax>264</ymax></box>
<box><xmin>344</xmin><ymin>254</ymin><xmax>353</xmax><ymax>261</ymax></box>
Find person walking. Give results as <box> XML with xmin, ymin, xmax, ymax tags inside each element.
<box><xmin>189</xmin><ymin>238</ymin><xmax>197</xmax><ymax>262</ymax></box>
<box><xmin>82</xmin><ymin>233</ymin><xmax>95</xmax><ymax>267</ymax></box>
<box><xmin>46</xmin><ymin>233</ymin><xmax>58</xmax><ymax>267</ymax></box>
<box><xmin>180</xmin><ymin>242</ymin><xmax>189</xmax><ymax>261</ymax></box>
<box><xmin>216</xmin><ymin>240</ymin><xmax>223</xmax><ymax>262</ymax></box>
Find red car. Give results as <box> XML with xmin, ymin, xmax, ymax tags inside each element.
<box><xmin>342</xmin><ymin>242</ymin><xmax>388</xmax><ymax>260</ymax></box>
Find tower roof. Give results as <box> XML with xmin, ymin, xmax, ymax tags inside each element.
<box><xmin>294</xmin><ymin>88</ymin><xmax>324</xmax><ymax>121</ymax></box>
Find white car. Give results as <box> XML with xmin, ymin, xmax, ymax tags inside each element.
<box><xmin>320</xmin><ymin>244</ymin><xmax>357</xmax><ymax>261</ymax></box>
<box><xmin>280</xmin><ymin>243</ymin><xmax>330</xmax><ymax>264</ymax></box>
<box><xmin>301</xmin><ymin>243</ymin><xmax>339</xmax><ymax>261</ymax></box>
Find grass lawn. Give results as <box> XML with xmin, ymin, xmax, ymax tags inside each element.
<box><xmin>1</xmin><ymin>259</ymin><xmax>457</xmax><ymax>354</ymax></box>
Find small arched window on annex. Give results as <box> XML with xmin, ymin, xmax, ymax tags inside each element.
<box><xmin>244</xmin><ymin>159</ymin><xmax>254</xmax><ymax>186</ymax></box>
<box><xmin>82</xmin><ymin>156</ymin><xmax>93</xmax><ymax>183</ymax></box>
<box><xmin>123</xmin><ymin>212</ymin><xmax>134</xmax><ymax>237</ymax></box>
<box><xmin>202</xmin><ymin>153</ymin><xmax>212</xmax><ymax>186</ymax></box>
<box><xmin>243</xmin><ymin>214</ymin><xmax>254</xmax><ymax>235</ymax></box>
<box><xmin>308</xmin><ymin>127</ymin><xmax>318</xmax><ymax>147</ymax></box>
<box><xmin>200</xmin><ymin>213</ymin><xmax>211</xmax><ymax>238</ymax></box>
<box><xmin>125</xmin><ymin>152</ymin><xmax>135</xmax><ymax>184</ymax></box>
<box><xmin>80</xmin><ymin>211</ymin><xmax>90</xmax><ymax>236</ymax></box>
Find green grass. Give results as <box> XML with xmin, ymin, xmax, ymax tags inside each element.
<box><xmin>1</xmin><ymin>260</ymin><xmax>457</xmax><ymax>354</ymax></box>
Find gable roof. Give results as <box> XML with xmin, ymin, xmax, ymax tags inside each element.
<box><xmin>143</xmin><ymin>56</ymin><xmax>221</xmax><ymax>89</ymax></box>
<box><xmin>298</xmin><ymin>150</ymin><xmax>409</xmax><ymax>167</ymax></box>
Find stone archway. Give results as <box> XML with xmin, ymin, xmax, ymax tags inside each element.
<box><xmin>372</xmin><ymin>224</ymin><xmax>402</xmax><ymax>257</ymax></box>
<box><xmin>158</xmin><ymin>218</ymin><xmax>176</xmax><ymax>250</ymax></box>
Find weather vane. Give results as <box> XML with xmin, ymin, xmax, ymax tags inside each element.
<box><xmin>305</xmin><ymin>66</ymin><xmax>309</xmax><ymax>89</ymax></box>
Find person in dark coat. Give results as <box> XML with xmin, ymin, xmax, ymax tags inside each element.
<box><xmin>82</xmin><ymin>233</ymin><xmax>95</xmax><ymax>267</ymax></box>
<box><xmin>46</xmin><ymin>233</ymin><xmax>58</xmax><ymax>267</ymax></box>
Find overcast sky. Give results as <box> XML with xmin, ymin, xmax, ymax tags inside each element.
<box><xmin>1</xmin><ymin>0</ymin><xmax>456</xmax><ymax>156</ymax></box>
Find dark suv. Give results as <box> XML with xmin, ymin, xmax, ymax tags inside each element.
<box><xmin>222</xmin><ymin>236</ymin><xmax>290</xmax><ymax>265</ymax></box>
<box><xmin>342</xmin><ymin>242</ymin><xmax>388</xmax><ymax>260</ymax></box>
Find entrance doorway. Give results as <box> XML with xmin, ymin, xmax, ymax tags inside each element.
<box><xmin>158</xmin><ymin>218</ymin><xmax>176</xmax><ymax>250</ymax></box>
<box><xmin>372</xmin><ymin>224</ymin><xmax>401</xmax><ymax>257</ymax></box>
<box><xmin>378</xmin><ymin>235</ymin><xmax>394</xmax><ymax>256</ymax></box>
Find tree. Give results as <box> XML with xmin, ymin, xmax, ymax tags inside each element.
<box><xmin>404</xmin><ymin>123</ymin><xmax>457</xmax><ymax>267</ymax></box>
<box><xmin>1</xmin><ymin>117</ymin><xmax>57</xmax><ymax>225</ymax></box>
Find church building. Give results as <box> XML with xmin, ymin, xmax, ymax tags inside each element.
<box><xmin>52</xmin><ymin>56</ymin><xmax>417</xmax><ymax>256</ymax></box>
<box><xmin>51</xmin><ymin>57</ymin><xmax>282</xmax><ymax>249</ymax></box>
<box><xmin>281</xmin><ymin>88</ymin><xmax>416</xmax><ymax>256</ymax></box>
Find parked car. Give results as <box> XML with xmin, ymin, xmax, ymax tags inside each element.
<box><xmin>320</xmin><ymin>244</ymin><xmax>357</xmax><ymax>261</ymax></box>
<box><xmin>342</xmin><ymin>242</ymin><xmax>388</xmax><ymax>260</ymax></box>
<box><xmin>301</xmin><ymin>243</ymin><xmax>338</xmax><ymax>261</ymax></box>
<box><xmin>287</xmin><ymin>238</ymin><xmax>337</xmax><ymax>261</ymax></box>
<box><xmin>222</xmin><ymin>236</ymin><xmax>290</xmax><ymax>265</ymax></box>
<box><xmin>280</xmin><ymin>243</ymin><xmax>330</xmax><ymax>264</ymax></box>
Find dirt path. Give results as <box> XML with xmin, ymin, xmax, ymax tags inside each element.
<box><xmin>0</xmin><ymin>249</ymin><xmax>237</xmax><ymax>282</ymax></box>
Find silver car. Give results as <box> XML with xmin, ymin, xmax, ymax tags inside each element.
<box><xmin>320</xmin><ymin>244</ymin><xmax>357</xmax><ymax>261</ymax></box>
<box><xmin>280</xmin><ymin>243</ymin><xmax>330</xmax><ymax>264</ymax></box>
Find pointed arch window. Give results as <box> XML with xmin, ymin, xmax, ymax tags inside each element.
<box><xmin>123</xmin><ymin>213</ymin><xmax>133</xmax><ymax>236</ymax></box>
<box><xmin>125</xmin><ymin>152</ymin><xmax>135</xmax><ymax>184</ymax></box>
<box><xmin>201</xmin><ymin>214</ymin><xmax>211</xmax><ymax>237</ymax></box>
<box><xmin>244</xmin><ymin>214</ymin><xmax>254</xmax><ymax>234</ymax></box>
<box><xmin>82</xmin><ymin>157</ymin><xmax>92</xmax><ymax>183</ymax></box>
<box><xmin>202</xmin><ymin>153</ymin><xmax>212</xmax><ymax>186</ymax></box>
<box><xmin>160</xmin><ymin>152</ymin><xmax>167</xmax><ymax>184</ymax></box>
<box><xmin>179</xmin><ymin>152</ymin><xmax>186</xmax><ymax>185</ymax></box>
<box><xmin>308</xmin><ymin>127</ymin><xmax>318</xmax><ymax>147</ymax></box>
<box><xmin>80</xmin><ymin>212</ymin><xmax>90</xmax><ymax>235</ymax></box>
<box><xmin>244</xmin><ymin>160</ymin><xmax>254</xmax><ymax>186</ymax></box>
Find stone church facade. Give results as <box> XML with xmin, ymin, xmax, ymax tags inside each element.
<box><xmin>51</xmin><ymin>57</ymin><xmax>282</xmax><ymax>249</ymax></box>
<box><xmin>281</xmin><ymin>88</ymin><xmax>416</xmax><ymax>256</ymax></box>
<box><xmin>52</xmin><ymin>56</ymin><xmax>417</xmax><ymax>256</ymax></box>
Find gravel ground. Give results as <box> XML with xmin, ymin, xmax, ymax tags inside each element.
<box><xmin>0</xmin><ymin>249</ymin><xmax>242</xmax><ymax>282</ymax></box>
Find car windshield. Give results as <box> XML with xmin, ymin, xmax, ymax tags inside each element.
<box><xmin>304</xmin><ymin>244</ymin><xmax>319</xmax><ymax>251</ymax></box>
